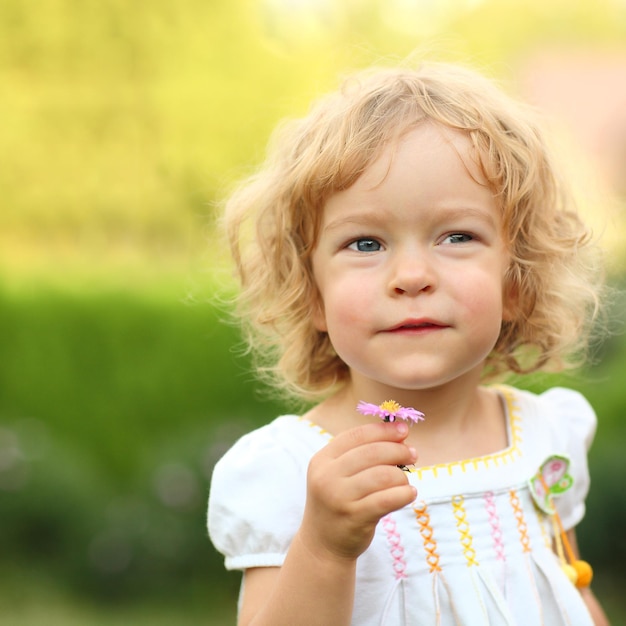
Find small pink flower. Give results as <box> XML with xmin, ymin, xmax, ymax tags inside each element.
<box><xmin>357</xmin><ymin>400</ymin><xmax>425</xmax><ymax>424</ymax></box>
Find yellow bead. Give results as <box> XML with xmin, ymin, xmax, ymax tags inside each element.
<box><xmin>562</xmin><ymin>563</ymin><xmax>578</xmax><ymax>584</ymax></box>
<box><xmin>573</xmin><ymin>560</ymin><xmax>593</xmax><ymax>588</ymax></box>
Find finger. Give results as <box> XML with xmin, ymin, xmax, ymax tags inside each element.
<box><xmin>345</xmin><ymin>464</ymin><xmax>412</xmax><ymax>501</ymax></box>
<box><xmin>324</xmin><ymin>422</ymin><xmax>410</xmax><ymax>460</ymax></box>
<box><xmin>356</xmin><ymin>484</ymin><xmax>418</xmax><ymax>521</ymax></box>
<box><xmin>340</xmin><ymin>440</ymin><xmax>417</xmax><ymax>476</ymax></box>
<box><xmin>306</xmin><ymin>441</ymin><xmax>415</xmax><ymax>514</ymax></box>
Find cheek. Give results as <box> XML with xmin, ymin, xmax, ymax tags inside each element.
<box><xmin>457</xmin><ymin>270</ymin><xmax>505</xmax><ymax>321</ymax></box>
<box><xmin>316</xmin><ymin>277</ymin><xmax>374</xmax><ymax>333</ymax></box>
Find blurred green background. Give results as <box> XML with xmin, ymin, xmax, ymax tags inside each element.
<box><xmin>1</xmin><ymin>0</ymin><xmax>625</xmax><ymax>624</ymax></box>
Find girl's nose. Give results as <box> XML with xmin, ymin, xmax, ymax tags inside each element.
<box><xmin>389</xmin><ymin>249</ymin><xmax>436</xmax><ymax>296</ymax></box>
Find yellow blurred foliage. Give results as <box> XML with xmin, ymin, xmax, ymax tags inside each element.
<box><xmin>1</xmin><ymin>0</ymin><xmax>624</xmax><ymax>281</ymax></box>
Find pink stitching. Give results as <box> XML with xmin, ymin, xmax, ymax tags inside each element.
<box><xmin>381</xmin><ymin>513</ymin><xmax>408</xmax><ymax>580</ymax></box>
<box><xmin>484</xmin><ymin>491</ymin><xmax>506</xmax><ymax>562</ymax></box>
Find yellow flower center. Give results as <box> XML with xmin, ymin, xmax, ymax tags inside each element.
<box><xmin>379</xmin><ymin>400</ymin><xmax>401</xmax><ymax>413</ymax></box>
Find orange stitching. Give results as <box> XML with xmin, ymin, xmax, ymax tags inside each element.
<box><xmin>509</xmin><ymin>489</ymin><xmax>532</xmax><ymax>553</ymax></box>
<box><xmin>413</xmin><ymin>501</ymin><xmax>442</xmax><ymax>573</ymax></box>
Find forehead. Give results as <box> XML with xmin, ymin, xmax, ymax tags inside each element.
<box><xmin>319</xmin><ymin>122</ymin><xmax>495</xmax><ymax>226</ymax></box>
<box><xmin>357</xmin><ymin>123</ymin><xmax>489</xmax><ymax>191</ymax></box>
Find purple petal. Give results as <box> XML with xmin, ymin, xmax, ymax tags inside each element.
<box><xmin>397</xmin><ymin>407</ymin><xmax>425</xmax><ymax>423</ymax></box>
<box><xmin>356</xmin><ymin>401</ymin><xmax>384</xmax><ymax>418</ymax></box>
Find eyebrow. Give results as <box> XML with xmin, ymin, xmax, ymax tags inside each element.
<box><xmin>322</xmin><ymin>211</ymin><xmax>388</xmax><ymax>232</ymax></box>
<box><xmin>322</xmin><ymin>206</ymin><xmax>499</xmax><ymax>232</ymax></box>
<box><xmin>438</xmin><ymin>206</ymin><xmax>499</xmax><ymax>228</ymax></box>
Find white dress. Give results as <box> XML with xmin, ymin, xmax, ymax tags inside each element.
<box><xmin>208</xmin><ymin>386</ymin><xmax>597</xmax><ymax>625</ymax></box>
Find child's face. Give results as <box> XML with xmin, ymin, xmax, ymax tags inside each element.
<box><xmin>311</xmin><ymin>123</ymin><xmax>511</xmax><ymax>395</ymax></box>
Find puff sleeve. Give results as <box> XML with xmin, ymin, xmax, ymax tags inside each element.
<box><xmin>539</xmin><ymin>387</ymin><xmax>597</xmax><ymax>531</ymax></box>
<box><xmin>208</xmin><ymin>416</ymin><xmax>322</xmax><ymax>571</ymax></box>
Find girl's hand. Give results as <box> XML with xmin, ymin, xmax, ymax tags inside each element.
<box><xmin>297</xmin><ymin>421</ymin><xmax>417</xmax><ymax>564</ymax></box>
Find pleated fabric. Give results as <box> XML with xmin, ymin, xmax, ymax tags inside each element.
<box><xmin>209</xmin><ymin>386</ymin><xmax>597</xmax><ymax>625</ymax></box>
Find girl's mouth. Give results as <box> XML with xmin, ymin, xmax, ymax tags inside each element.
<box><xmin>386</xmin><ymin>319</ymin><xmax>448</xmax><ymax>333</ymax></box>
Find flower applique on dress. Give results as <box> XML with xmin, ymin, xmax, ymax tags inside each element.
<box><xmin>528</xmin><ymin>455</ymin><xmax>594</xmax><ymax>589</ymax></box>
<box><xmin>357</xmin><ymin>400</ymin><xmax>425</xmax><ymax>471</ymax></box>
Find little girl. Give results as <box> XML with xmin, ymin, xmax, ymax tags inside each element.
<box><xmin>208</xmin><ymin>61</ymin><xmax>609</xmax><ymax>625</ymax></box>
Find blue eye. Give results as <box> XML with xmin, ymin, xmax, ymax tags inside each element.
<box><xmin>349</xmin><ymin>238</ymin><xmax>382</xmax><ymax>252</ymax></box>
<box><xmin>443</xmin><ymin>233</ymin><xmax>473</xmax><ymax>244</ymax></box>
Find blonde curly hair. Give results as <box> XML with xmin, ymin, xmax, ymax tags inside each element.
<box><xmin>222</xmin><ymin>61</ymin><xmax>604</xmax><ymax>401</ymax></box>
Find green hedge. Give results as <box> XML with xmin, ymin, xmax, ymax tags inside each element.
<box><xmin>0</xmin><ymin>283</ymin><xmax>284</xmax><ymax>604</ymax></box>
<box><xmin>0</xmin><ymin>283</ymin><xmax>623</xmax><ymax>608</ymax></box>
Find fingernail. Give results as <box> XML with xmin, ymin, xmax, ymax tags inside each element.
<box><xmin>409</xmin><ymin>446</ymin><xmax>417</xmax><ymax>460</ymax></box>
<box><xmin>396</xmin><ymin>422</ymin><xmax>408</xmax><ymax>434</ymax></box>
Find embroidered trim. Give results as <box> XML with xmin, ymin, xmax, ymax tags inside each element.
<box><xmin>409</xmin><ymin>386</ymin><xmax>522</xmax><ymax>479</ymax></box>
<box><xmin>452</xmin><ymin>495</ymin><xmax>479</xmax><ymax>567</ymax></box>
<box><xmin>509</xmin><ymin>489</ymin><xmax>532</xmax><ymax>554</ymax></box>
<box><xmin>484</xmin><ymin>491</ymin><xmax>506</xmax><ymax>562</ymax></box>
<box><xmin>381</xmin><ymin>514</ymin><xmax>408</xmax><ymax>580</ymax></box>
<box><xmin>413</xmin><ymin>500</ymin><xmax>442</xmax><ymax>573</ymax></box>
<box><xmin>297</xmin><ymin>416</ymin><xmax>331</xmax><ymax>438</ymax></box>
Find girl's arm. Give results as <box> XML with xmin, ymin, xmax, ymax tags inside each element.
<box><xmin>237</xmin><ymin>421</ymin><xmax>417</xmax><ymax>626</ymax></box>
<box><xmin>238</xmin><ymin>539</ymin><xmax>356</xmax><ymax>626</ymax></box>
<box><xmin>565</xmin><ymin>529</ymin><xmax>610</xmax><ymax>626</ymax></box>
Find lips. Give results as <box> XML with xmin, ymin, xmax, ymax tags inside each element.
<box><xmin>386</xmin><ymin>318</ymin><xmax>448</xmax><ymax>332</ymax></box>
